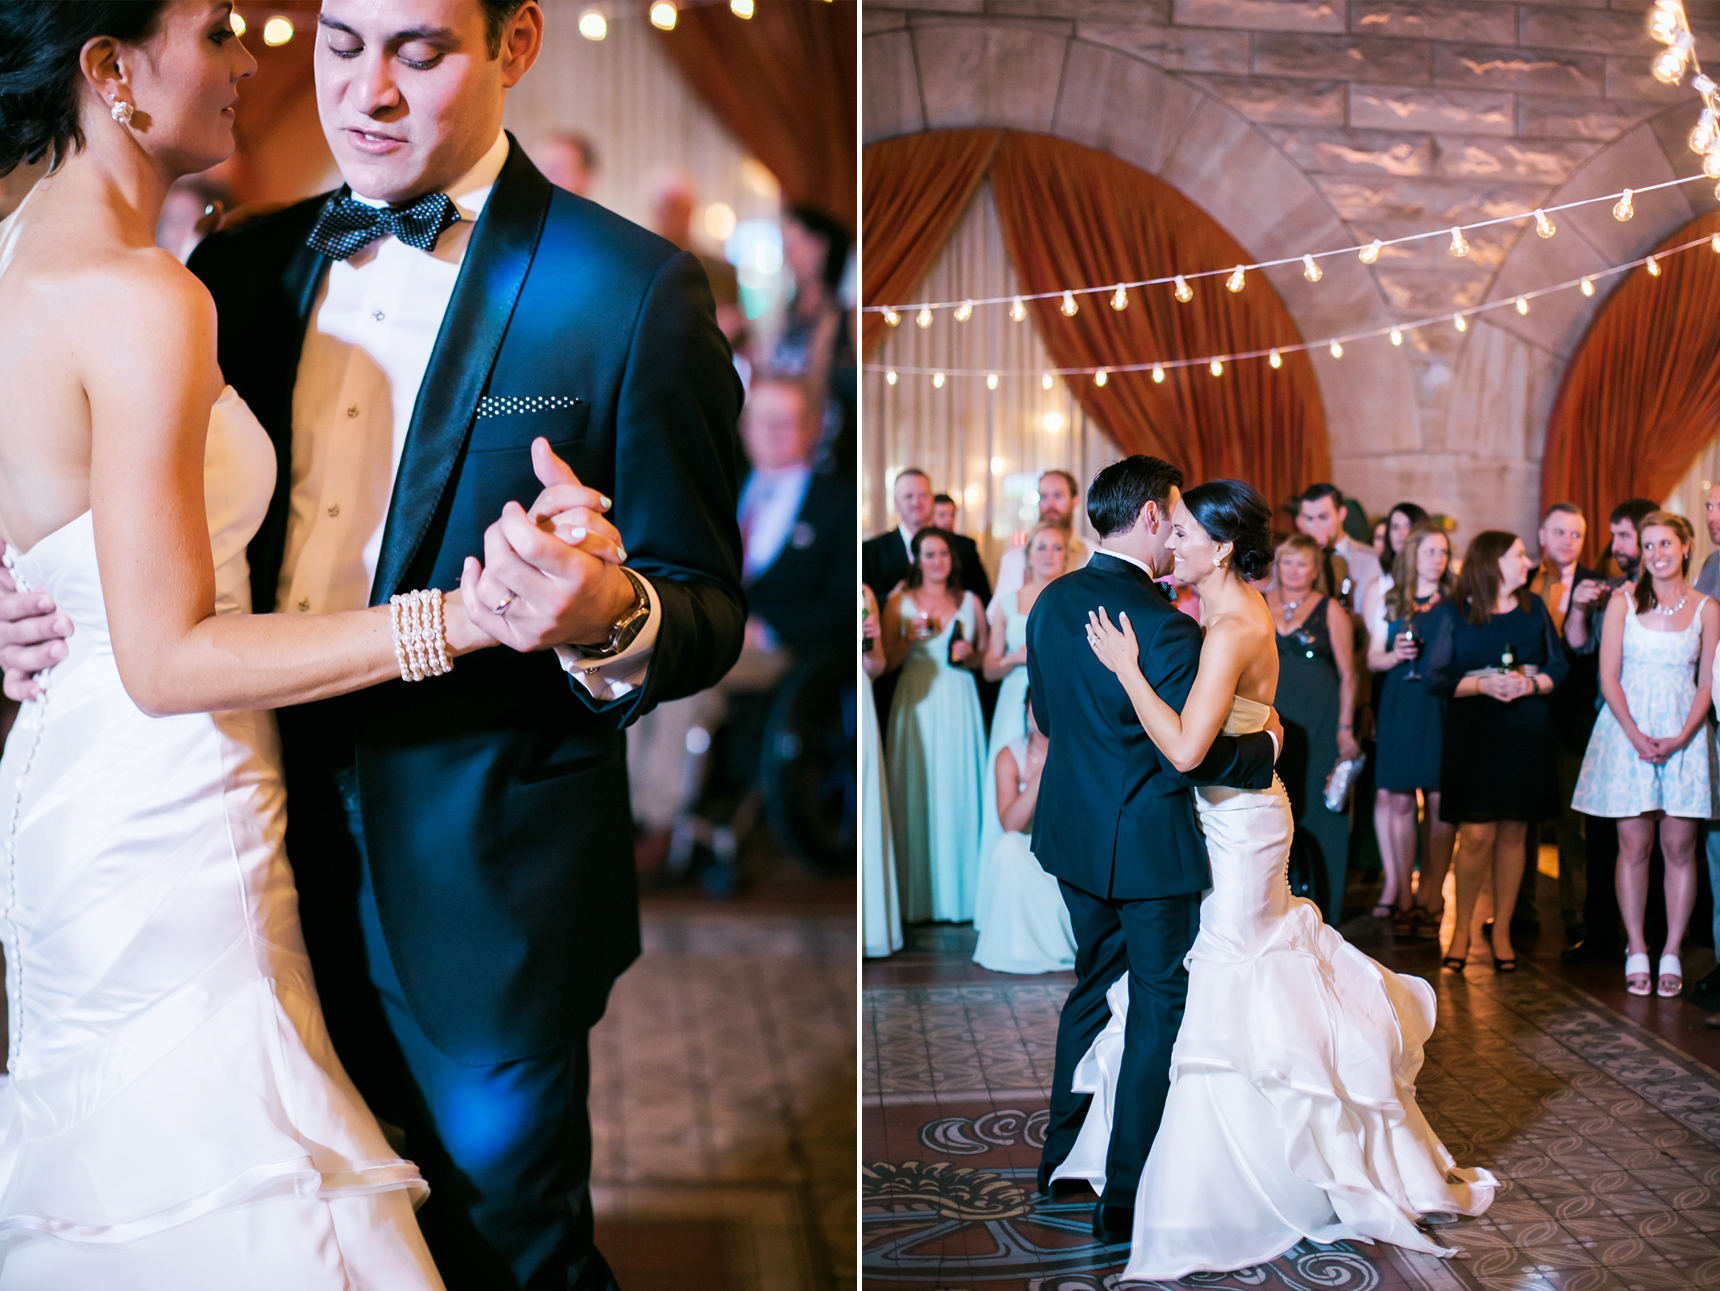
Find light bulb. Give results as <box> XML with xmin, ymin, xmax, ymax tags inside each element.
<box><xmin>1210</xmin><ymin>358</ymin><xmax>1224</xmax><ymax>377</ymax></box>
<box><xmin>1580</xmin><ymin>276</ymin><xmax>1595</xmax><ymax>296</ymax></box>
<box><xmin>883</xmin><ymin>308</ymin><xmax>900</xmax><ymax>327</ymax></box>
<box><xmin>1060</xmin><ymin>290</ymin><xmax>1078</xmax><ymax>317</ymax></box>
<box><xmin>1453</xmin><ymin>313</ymin><xmax>1468</xmax><ymax>333</ymax></box>
<box><xmin>1533</xmin><ymin>209</ymin><xmax>1556</xmax><ymax>239</ymax></box>
<box><xmin>1042</xmin><ymin>412</ymin><xmax>1063</xmax><ymax>433</ymax></box>
<box><xmin>578</xmin><ymin>9</ymin><xmax>607</xmax><ymax>39</ymax></box>
<box><xmin>1704</xmin><ymin>150</ymin><xmax>1720</xmax><ymax>180</ymax></box>
<box><xmin>1359</xmin><ymin>239</ymin><xmax>1382</xmax><ymax>265</ymax></box>
<box><xmin>1042</xmin><ymin>373</ymin><xmax>1054</xmax><ymax>390</ymax></box>
<box><xmin>1111</xmin><ymin>285</ymin><xmax>1128</xmax><ymax>311</ymax></box>
<box><xmin>229</xmin><ymin>11</ymin><xmax>246</xmax><ymax>35</ymax></box>
<box><xmin>1269</xmin><ymin>348</ymin><xmax>1282</xmax><ymax>369</ymax></box>
<box><xmin>262</xmin><ymin>15</ymin><xmax>294</xmax><ymax>44</ymax></box>
<box><xmin>916</xmin><ymin>306</ymin><xmax>932</xmax><ymax>328</ymax></box>
<box><xmin>1226</xmin><ymin>265</ymin><xmax>1246</xmax><ymax>293</ymax></box>
<box><xmin>1094</xmin><ymin>369</ymin><xmax>1108</xmax><ymax>387</ymax></box>
<box><xmin>1329</xmin><ymin>339</ymin><xmax>1343</xmax><ymax>359</ymax></box>
<box><xmin>730</xmin><ymin>0</ymin><xmax>754</xmax><ymax>16</ymax></box>
<box><xmin>1651</xmin><ymin>3</ymin><xmax>1680</xmax><ymax>43</ymax></box>
<box><xmin>649</xmin><ymin>1</ymin><xmax>677</xmax><ymax>29</ymax></box>
<box><xmin>1390</xmin><ymin>326</ymin><xmax>1403</xmax><ymax>346</ymax></box>
<box><xmin>1691</xmin><ymin>109</ymin><xmax>1717</xmax><ymax>153</ymax></box>
<box><xmin>986</xmin><ymin>373</ymin><xmax>998</xmax><ymax>390</ymax></box>
<box><xmin>1647</xmin><ymin>254</ymin><xmax>1662</xmax><ymax>276</ymax></box>
<box><xmin>885</xmin><ymin>371</ymin><xmax>897</xmax><ymax>386</ymax></box>
<box><xmin>1302</xmin><ymin>254</ymin><xmax>1321</xmax><ymax>283</ymax></box>
<box><xmin>1712</xmin><ymin>233</ymin><xmax>1719</xmax><ymax>253</ymax></box>
<box><xmin>932</xmin><ymin>372</ymin><xmax>945</xmax><ymax>388</ymax></box>
<box><xmin>1448</xmin><ymin>226</ymin><xmax>1469</xmax><ymax>257</ymax></box>
<box><xmin>1613</xmin><ymin>188</ymin><xmax>1634</xmax><ymax>221</ymax></box>
<box><xmin>954</xmin><ymin>299</ymin><xmax>973</xmax><ymax>322</ymax></box>
<box><xmin>1653</xmin><ymin>48</ymin><xmax>1687</xmax><ymax>85</ymax></box>
<box><xmin>1152</xmin><ymin>364</ymin><xmax>1166</xmax><ymax>384</ymax></box>
<box><xmin>1174</xmin><ymin>275</ymin><xmax>1192</xmax><ymax>302</ymax></box>
<box><xmin>1011</xmin><ymin>296</ymin><xmax>1026</xmax><ymax>323</ymax></box>
<box><xmin>1516</xmin><ymin>295</ymin><xmax>1529</xmax><ymax>315</ymax></box>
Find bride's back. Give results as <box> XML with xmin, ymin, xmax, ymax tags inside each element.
<box><xmin>1205</xmin><ymin>582</ymin><xmax>1280</xmax><ymax>709</ymax></box>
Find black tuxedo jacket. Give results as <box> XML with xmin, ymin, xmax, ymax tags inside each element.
<box><xmin>861</xmin><ymin>527</ymin><xmax>992</xmax><ymax>607</ymax></box>
<box><xmin>1027</xmin><ymin>553</ymin><xmax>1277</xmax><ymax>901</ymax></box>
<box><xmin>744</xmin><ymin>470</ymin><xmax>854</xmax><ymax>654</ymax></box>
<box><xmin>188</xmin><ymin>138</ymin><xmax>745</xmax><ymax>1065</ymax></box>
<box><xmin>1541</xmin><ymin>561</ymin><xmax>1604</xmax><ymax>755</ymax></box>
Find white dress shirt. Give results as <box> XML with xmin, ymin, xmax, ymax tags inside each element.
<box><xmin>1332</xmin><ymin>536</ymin><xmax>1382</xmax><ymax>615</ymax></box>
<box><xmin>738</xmin><ymin>464</ymin><xmax>811</xmax><ymax>582</ymax></box>
<box><xmin>283</xmin><ymin>130</ymin><xmax>655</xmax><ymax>698</ymax></box>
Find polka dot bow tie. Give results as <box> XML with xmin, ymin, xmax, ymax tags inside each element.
<box><xmin>306</xmin><ymin>190</ymin><xmax>461</xmax><ymax>260</ymax></box>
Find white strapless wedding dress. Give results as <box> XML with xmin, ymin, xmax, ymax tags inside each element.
<box><xmin>1055</xmin><ymin>696</ymin><xmax>1495</xmax><ymax>1281</ymax></box>
<box><xmin>0</xmin><ymin>388</ymin><xmax>443</xmax><ymax>1288</ymax></box>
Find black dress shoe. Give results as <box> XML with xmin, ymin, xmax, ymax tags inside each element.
<box><xmin>1561</xmin><ymin>939</ymin><xmax>1621</xmax><ymax>965</ymax></box>
<box><xmin>1693</xmin><ymin>966</ymin><xmax>1720</xmax><ymax>1001</ymax></box>
<box><xmin>1092</xmin><ymin>1201</ymin><xmax>1134</xmax><ymax>1241</ymax></box>
<box><xmin>1036</xmin><ymin>1160</ymin><xmax>1057</xmax><ymax>1196</ymax></box>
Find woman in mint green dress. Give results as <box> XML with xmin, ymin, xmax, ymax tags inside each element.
<box><xmin>883</xmin><ymin>529</ymin><xmax>989</xmax><ymax>923</ymax></box>
<box><xmin>976</xmin><ymin>522</ymin><xmax>1070</xmax><ymax>929</ymax></box>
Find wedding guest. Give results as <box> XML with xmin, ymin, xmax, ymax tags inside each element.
<box><xmin>1372</xmin><ymin>517</ymin><xmax>1388</xmax><ymax>560</ymax></box>
<box><xmin>1571</xmin><ymin>512</ymin><xmax>1718</xmax><ymax>996</ymax></box>
<box><xmin>932</xmin><ymin>493</ymin><xmax>958</xmax><ymax>533</ymax></box>
<box><xmin>1266</xmin><ymin>533</ymin><xmax>1360</xmax><ymax>922</ymax></box>
<box><xmin>976</xmin><ymin>522</ymin><xmax>1068</xmax><ymax>929</ymax></box>
<box><xmin>1366</xmin><ymin>521</ymin><xmax>1455</xmax><ymax>933</ymax></box>
<box><xmin>1294</xmin><ymin>483</ymin><xmax>1382</xmax><ymax>612</ymax></box>
<box><xmin>648</xmin><ymin>169</ymin><xmax>744</xmax><ymax>351</ymax></box>
<box><xmin>1606</xmin><ymin>498</ymin><xmax>1660</xmax><ymax>582</ymax></box>
<box><xmin>862</xmin><ymin>584</ymin><xmax>902</xmax><ymax>958</ymax></box>
<box><xmin>771</xmin><ymin>203</ymin><xmax>856</xmax><ymax>475</ymax></box>
<box><xmin>535</xmin><ymin>129</ymin><xmax>598</xmax><ymax>197</ymax></box>
<box><xmin>1424</xmin><ymin>532</ymin><xmax>1569</xmax><ymax>973</ymax></box>
<box><xmin>992</xmin><ymin>470</ymin><xmax>1090</xmax><ymax>604</ymax></box>
<box><xmin>1373</xmin><ymin>502</ymin><xmax>1429</xmax><ymax>588</ymax></box>
<box><xmin>883</xmin><ymin>529</ymin><xmax>989</xmax><ymax>923</ymax></box>
<box><xmin>972</xmin><ymin>693</ymin><xmax>1076</xmax><ymax>974</ymax></box>
<box><xmin>1525</xmin><ymin>503</ymin><xmax>1606</xmax><ymax>944</ymax></box>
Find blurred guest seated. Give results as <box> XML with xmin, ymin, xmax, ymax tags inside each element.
<box><xmin>536</xmin><ymin>130</ymin><xmax>599</xmax><ymax>197</ymax></box>
<box><xmin>972</xmin><ymin>693</ymin><xmax>1075</xmax><ymax>974</ymax></box>
<box><xmin>991</xmin><ymin>470</ymin><xmax>1090</xmax><ymax>606</ymax></box>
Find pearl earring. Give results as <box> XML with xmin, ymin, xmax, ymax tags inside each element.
<box><xmin>111</xmin><ymin>99</ymin><xmax>134</xmax><ymax>124</ymax></box>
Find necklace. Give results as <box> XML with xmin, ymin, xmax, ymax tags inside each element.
<box><xmin>1278</xmin><ymin>594</ymin><xmax>1307</xmax><ymax>625</ymax></box>
<box><xmin>1653</xmin><ymin>591</ymin><xmax>1690</xmax><ymax>617</ymax></box>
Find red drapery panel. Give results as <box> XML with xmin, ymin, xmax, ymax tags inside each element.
<box><xmin>656</xmin><ymin>1</ymin><xmax>855</xmax><ymax>230</ymax></box>
<box><xmin>1542</xmin><ymin>212</ymin><xmax>1720</xmax><ymax>569</ymax></box>
<box><xmin>988</xmin><ymin>132</ymin><xmax>1328</xmax><ymax>505</ymax></box>
<box><xmin>859</xmin><ymin>130</ymin><xmax>1002</xmax><ymax>357</ymax></box>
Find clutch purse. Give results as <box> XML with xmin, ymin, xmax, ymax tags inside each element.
<box><xmin>1323</xmin><ymin>755</ymin><xmax>1367</xmax><ymax>814</ymax></box>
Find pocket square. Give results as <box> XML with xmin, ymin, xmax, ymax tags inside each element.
<box><xmin>476</xmin><ymin>395</ymin><xmax>585</xmax><ymax>418</ymax></box>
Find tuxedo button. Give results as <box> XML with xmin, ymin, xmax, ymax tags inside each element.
<box><xmin>346</xmin><ymin>405</ymin><xmax>360</xmax><ymax>418</ymax></box>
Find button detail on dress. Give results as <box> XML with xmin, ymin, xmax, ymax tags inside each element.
<box><xmin>346</xmin><ymin>405</ymin><xmax>360</xmax><ymax>418</ymax></box>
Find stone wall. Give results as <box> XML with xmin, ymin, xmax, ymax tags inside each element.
<box><xmin>863</xmin><ymin>0</ymin><xmax>1719</xmax><ymax>544</ymax></box>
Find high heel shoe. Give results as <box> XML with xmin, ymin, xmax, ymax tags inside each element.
<box><xmin>1442</xmin><ymin>955</ymin><xmax>1467</xmax><ymax>971</ymax></box>
<box><xmin>1488</xmin><ymin>922</ymin><xmax>1515</xmax><ymax>973</ymax></box>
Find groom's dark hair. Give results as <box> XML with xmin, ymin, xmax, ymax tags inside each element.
<box><xmin>479</xmin><ymin>1</ymin><xmax>529</xmax><ymax>57</ymax></box>
<box><xmin>1087</xmin><ymin>456</ymin><xmax>1183</xmax><ymax>538</ymax></box>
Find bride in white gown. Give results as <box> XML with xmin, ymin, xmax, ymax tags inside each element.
<box><xmin>1068</xmin><ymin>480</ymin><xmax>1495</xmax><ymax>1282</ymax></box>
<box><xmin>0</xmin><ymin>2</ymin><xmax>584</xmax><ymax>1282</ymax></box>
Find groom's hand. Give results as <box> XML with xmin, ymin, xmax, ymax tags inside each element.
<box><xmin>0</xmin><ymin>544</ymin><xmax>72</xmax><ymax>702</ymax></box>
<box><xmin>1263</xmin><ymin>706</ymin><xmax>1284</xmax><ymax>761</ymax></box>
<box><xmin>464</xmin><ymin>439</ymin><xmax>637</xmax><ymax>653</ymax></box>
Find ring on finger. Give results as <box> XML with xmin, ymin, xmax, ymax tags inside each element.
<box><xmin>492</xmin><ymin>590</ymin><xmax>517</xmax><ymax>615</ymax></box>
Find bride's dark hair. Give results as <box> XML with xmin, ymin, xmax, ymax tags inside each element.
<box><xmin>1181</xmin><ymin>479</ymin><xmax>1276</xmax><ymax>580</ymax></box>
<box><xmin>0</xmin><ymin>1</ymin><xmax>171</xmax><ymax>176</ymax></box>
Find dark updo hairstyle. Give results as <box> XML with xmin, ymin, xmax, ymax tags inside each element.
<box><xmin>1180</xmin><ymin>479</ymin><xmax>1275</xmax><ymax>581</ymax></box>
<box><xmin>0</xmin><ymin>1</ymin><xmax>171</xmax><ymax>176</ymax></box>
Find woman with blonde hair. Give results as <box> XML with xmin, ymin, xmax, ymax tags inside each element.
<box><xmin>976</xmin><ymin>521</ymin><xmax>1070</xmax><ymax>930</ymax></box>
<box><xmin>1571</xmin><ymin>511</ymin><xmax>1718</xmax><ymax>996</ymax></box>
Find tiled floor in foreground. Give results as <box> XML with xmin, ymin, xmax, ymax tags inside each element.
<box><xmin>594</xmin><ymin>905</ymin><xmax>856</xmax><ymax>1291</ymax></box>
<box><xmin>863</xmin><ymin>920</ymin><xmax>1720</xmax><ymax>1291</ymax></box>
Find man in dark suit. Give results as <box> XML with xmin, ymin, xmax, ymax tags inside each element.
<box><xmin>1028</xmin><ymin>456</ymin><xmax>1280</xmax><ymax>1238</ymax></box>
<box><xmin>0</xmin><ymin>5</ymin><xmax>741</xmax><ymax>1288</ymax></box>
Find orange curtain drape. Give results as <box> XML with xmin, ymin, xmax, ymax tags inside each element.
<box><xmin>859</xmin><ymin>130</ymin><xmax>1001</xmax><ymax>357</ymax></box>
<box><xmin>656</xmin><ymin>1</ymin><xmax>855</xmax><ymax>230</ymax></box>
<box><xmin>988</xmin><ymin>133</ymin><xmax>1327</xmax><ymax>506</ymax></box>
<box><xmin>1542</xmin><ymin>212</ymin><xmax>1720</xmax><ymax>569</ymax></box>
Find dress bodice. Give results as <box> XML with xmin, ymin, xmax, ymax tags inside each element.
<box><xmin>1001</xmin><ymin>594</ymin><xmax>1030</xmax><ymax>654</ymax></box>
<box><xmin>1222</xmin><ymin>695</ymin><xmax>1273</xmax><ymax>736</ymax></box>
<box><xmin>898</xmin><ymin>591</ymin><xmax>977</xmax><ymax>671</ymax></box>
<box><xmin>1621</xmin><ymin>598</ymin><xmax>1707</xmax><ymax>683</ymax></box>
<box><xmin>1275</xmin><ymin>596</ymin><xmax>1334</xmax><ymax>665</ymax></box>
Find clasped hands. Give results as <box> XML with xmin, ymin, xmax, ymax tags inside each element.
<box><xmin>0</xmin><ymin>438</ymin><xmax>631</xmax><ymax>700</ymax></box>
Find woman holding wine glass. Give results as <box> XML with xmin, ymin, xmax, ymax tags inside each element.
<box><xmin>1366</xmin><ymin>522</ymin><xmax>1457</xmax><ymax>935</ymax></box>
<box><xmin>882</xmin><ymin>528</ymin><xmax>989</xmax><ymax>923</ymax></box>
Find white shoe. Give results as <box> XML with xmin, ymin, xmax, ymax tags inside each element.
<box><xmin>1658</xmin><ymin>953</ymin><xmax>1683</xmax><ymax>998</ymax></box>
<box><xmin>1625</xmin><ymin>953</ymin><xmax>1652</xmax><ymax>996</ymax></box>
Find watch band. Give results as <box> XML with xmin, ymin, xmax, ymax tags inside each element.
<box><xmin>570</xmin><ymin>568</ymin><xmax>649</xmax><ymax>660</ymax></box>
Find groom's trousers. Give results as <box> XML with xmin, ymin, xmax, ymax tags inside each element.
<box><xmin>1045</xmin><ymin>881</ymin><xmax>1203</xmax><ymax>1210</ymax></box>
<box><xmin>332</xmin><ymin>769</ymin><xmax>621</xmax><ymax>1291</ymax></box>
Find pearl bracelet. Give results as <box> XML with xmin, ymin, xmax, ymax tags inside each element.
<box><xmin>389</xmin><ymin>588</ymin><xmax>453</xmax><ymax>682</ymax></box>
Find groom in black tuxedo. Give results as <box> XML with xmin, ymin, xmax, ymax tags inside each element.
<box><xmin>1028</xmin><ymin>456</ymin><xmax>1279</xmax><ymax>1238</ymax></box>
<box><xmin>0</xmin><ymin>4</ymin><xmax>741</xmax><ymax>1288</ymax></box>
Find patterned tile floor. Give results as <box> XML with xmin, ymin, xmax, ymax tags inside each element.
<box><xmin>862</xmin><ymin>897</ymin><xmax>1720</xmax><ymax>1291</ymax></box>
<box><xmin>594</xmin><ymin>904</ymin><xmax>856</xmax><ymax>1291</ymax></box>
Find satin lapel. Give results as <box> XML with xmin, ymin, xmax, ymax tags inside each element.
<box><xmin>369</xmin><ymin>138</ymin><xmax>551</xmax><ymax>605</ymax></box>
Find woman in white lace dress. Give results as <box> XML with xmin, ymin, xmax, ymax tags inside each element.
<box><xmin>1572</xmin><ymin>512</ymin><xmax>1719</xmax><ymax>996</ymax></box>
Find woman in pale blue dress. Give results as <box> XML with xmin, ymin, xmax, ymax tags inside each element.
<box><xmin>1571</xmin><ymin>512</ymin><xmax>1719</xmax><ymax>997</ymax></box>
<box><xmin>883</xmin><ymin>529</ymin><xmax>989</xmax><ymax>922</ymax></box>
<box><xmin>862</xmin><ymin>585</ymin><xmax>902</xmax><ymax>957</ymax></box>
<box><xmin>975</xmin><ymin>522</ymin><xmax>1069</xmax><ymax>928</ymax></box>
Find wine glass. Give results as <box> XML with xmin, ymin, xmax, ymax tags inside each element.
<box><xmin>1402</xmin><ymin>624</ymin><xmax>1422</xmax><ymax>681</ymax></box>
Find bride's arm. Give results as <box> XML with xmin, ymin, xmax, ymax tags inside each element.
<box><xmin>1086</xmin><ymin>607</ymin><xmax>1251</xmax><ymax>773</ymax></box>
<box><xmin>86</xmin><ymin>262</ymin><xmax>493</xmax><ymax>718</ymax></box>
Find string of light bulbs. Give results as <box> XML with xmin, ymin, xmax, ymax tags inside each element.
<box><xmin>865</xmin><ymin>171</ymin><xmax>1717</xmax><ymax>326</ymax></box>
<box><xmin>869</xmin><ymin>230</ymin><xmax>1720</xmax><ymax>388</ymax></box>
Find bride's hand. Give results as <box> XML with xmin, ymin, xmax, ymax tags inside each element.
<box><xmin>443</xmin><ymin>583</ymin><xmax>500</xmax><ymax>655</ymax></box>
<box><xmin>1085</xmin><ymin>607</ymin><xmax>1140</xmax><ymax>679</ymax></box>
